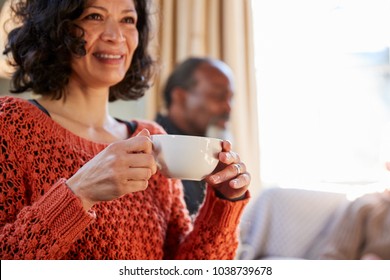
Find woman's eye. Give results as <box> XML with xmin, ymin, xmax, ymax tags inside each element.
<box><xmin>122</xmin><ymin>17</ymin><xmax>136</xmax><ymax>24</ymax></box>
<box><xmin>84</xmin><ymin>13</ymin><xmax>102</xmax><ymax>21</ymax></box>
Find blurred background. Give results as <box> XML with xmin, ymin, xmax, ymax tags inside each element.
<box><xmin>253</xmin><ymin>0</ymin><xmax>390</xmax><ymax>199</ymax></box>
<box><xmin>1</xmin><ymin>0</ymin><xmax>390</xmax><ymax>201</ymax></box>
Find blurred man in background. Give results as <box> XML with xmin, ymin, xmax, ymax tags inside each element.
<box><xmin>155</xmin><ymin>57</ymin><xmax>235</xmax><ymax>216</ymax></box>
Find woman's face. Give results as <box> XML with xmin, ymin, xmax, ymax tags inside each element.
<box><xmin>71</xmin><ymin>0</ymin><xmax>139</xmax><ymax>89</ymax></box>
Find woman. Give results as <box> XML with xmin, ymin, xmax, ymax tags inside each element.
<box><xmin>0</xmin><ymin>0</ymin><xmax>251</xmax><ymax>259</ymax></box>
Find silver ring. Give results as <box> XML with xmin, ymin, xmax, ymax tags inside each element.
<box><xmin>233</xmin><ymin>163</ymin><xmax>241</xmax><ymax>175</ymax></box>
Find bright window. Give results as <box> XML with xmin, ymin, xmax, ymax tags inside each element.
<box><xmin>252</xmin><ymin>0</ymin><xmax>390</xmax><ymax>197</ymax></box>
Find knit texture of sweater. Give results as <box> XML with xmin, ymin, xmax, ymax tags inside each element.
<box><xmin>0</xmin><ymin>96</ymin><xmax>249</xmax><ymax>260</ymax></box>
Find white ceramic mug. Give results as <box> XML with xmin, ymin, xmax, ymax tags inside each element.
<box><xmin>151</xmin><ymin>134</ymin><xmax>222</xmax><ymax>181</ymax></box>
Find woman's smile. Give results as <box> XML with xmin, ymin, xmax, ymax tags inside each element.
<box><xmin>93</xmin><ymin>52</ymin><xmax>125</xmax><ymax>65</ymax></box>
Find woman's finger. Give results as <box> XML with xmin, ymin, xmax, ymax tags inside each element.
<box><xmin>125</xmin><ymin>167</ymin><xmax>153</xmax><ymax>181</ymax></box>
<box><xmin>207</xmin><ymin>161</ymin><xmax>247</xmax><ymax>185</ymax></box>
<box><xmin>118</xmin><ymin>128</ymin><xmax>153</xmax><ymax>154</ymax></box>
<box><xmin>229</xmin><ymin>172</ymin><xmax>251</xmax><ymax>189</ymax></box>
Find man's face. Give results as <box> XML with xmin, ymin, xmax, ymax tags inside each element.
<box><xmin>183</xmin><ymin>64</ymin><xmax>234</xmax><ymax>136</ymax></box>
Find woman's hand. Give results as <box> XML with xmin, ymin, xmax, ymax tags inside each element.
<box><xmin>66</xmin><ymin>129</ymin><xmax>157</xmax><ymax>210</ymax></box>
<box><xmin>205</xmin><ymin>140</ymin><xmax>250</xmax><ymax>200</ymax></box>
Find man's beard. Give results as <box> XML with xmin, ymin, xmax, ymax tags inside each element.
<box><xmin>206</xmin><ymin>124</ymin><xmax>234</xmax><ymax>143</ymax></box>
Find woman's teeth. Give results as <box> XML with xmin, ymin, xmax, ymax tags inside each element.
<box><xmin>95</xmin><ymin>53</ymin><xmax>122</xmax><ymax>59</ymax></box>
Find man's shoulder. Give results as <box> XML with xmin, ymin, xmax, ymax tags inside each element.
<box><xmin>154</xmin><ymin>113</ymin><xmax>170</xmax><ymax>128</ymax></box>
<box><xmin>154</xmin><ymin>113</ymin><xmax>184</xmax><ymax>135</ymax></box>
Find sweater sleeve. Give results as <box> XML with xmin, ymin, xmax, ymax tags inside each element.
<box><xmin>175</xmin><ymin>184</ymin><xmax>250</xmax><ymax>260</ymax></box>
<box><xmin>0</xmin><ymin>179</ymin><xmax>95</xmax><ymax>259</ymax></box>
<box><xmin>0</xmin><ymin>99</ymin><xmax>94</xmax><ymax>259</ymax></box>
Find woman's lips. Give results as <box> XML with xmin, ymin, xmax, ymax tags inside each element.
<box><xmin>93</xmin><ymin>52</ymin><xmax>124</xmax><ymax>64</ymax></box>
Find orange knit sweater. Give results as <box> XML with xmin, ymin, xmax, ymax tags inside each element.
<box><xmin>0</xmin><ymin>96</ymin><xmax>249</xmax><ymax>260</ymax></box>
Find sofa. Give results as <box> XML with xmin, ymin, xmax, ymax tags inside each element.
<box><xmin>237</xmin><ymin>187</ymin><xmax>349</xmax><ymax>259</ymax></box>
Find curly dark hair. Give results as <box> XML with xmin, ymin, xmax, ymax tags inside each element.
<box><xmin>3</xmin><ymin>0</ymin><xmax>155</xmax><ymax>101</ymax></box>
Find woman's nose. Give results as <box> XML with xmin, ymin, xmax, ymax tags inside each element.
<box><xmin>100</xmin><ymin>18</ymin><xmax>125</xmax><ymax>43</ymax></box>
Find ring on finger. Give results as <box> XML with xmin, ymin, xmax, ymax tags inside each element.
<box><xmin>233</xmin><ymin>163</ymin><xmax>242</xmax><ymax>175</ymax></box>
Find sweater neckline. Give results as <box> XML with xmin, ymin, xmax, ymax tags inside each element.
<box><xmin>21</xmin><ymin>97</ymin><xmax>137</xmax><ymax>147</ymax></box>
